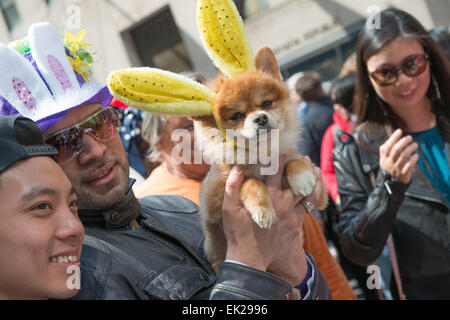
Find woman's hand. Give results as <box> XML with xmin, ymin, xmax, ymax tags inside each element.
<box><xmin>379</xmin><ymin>129</ymin><xmax>419</xmax><ymax>184</ymax></box>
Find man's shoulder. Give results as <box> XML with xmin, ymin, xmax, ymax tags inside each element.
<box><xmin>138</xmin><ymin>195</ymin><xmax>205</xmax><ymax>251</ymax></box>
<box><xmin>139</xmin><ymin>194</ymin><xmax>199</xmax><ymax>215</ymax></box>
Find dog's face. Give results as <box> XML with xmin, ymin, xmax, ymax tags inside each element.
<box><xmin>208</xmin><ymin>46</ymin><xmax>291</xmax><ymax>144</ymax></box>
<box><xmin>212</xmin><ymin>71</ymin><xmax>290</xmax><ymax>141</ymax></box>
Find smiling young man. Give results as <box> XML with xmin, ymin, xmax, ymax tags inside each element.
<box><xmin>0</xmin><ymin>22</ymin><xmax>331</xmax><ymax>300</ymax></box>
<box><xmin>0</xmin><ymin>116</ymin><xmax>84</xmax><ymax>300</ymax></box>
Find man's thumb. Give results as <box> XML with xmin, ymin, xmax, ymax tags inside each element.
<box><xmin>224</xmin><ymin>165</ymin><xmax>245</xmax><ymax>204</ymax></box>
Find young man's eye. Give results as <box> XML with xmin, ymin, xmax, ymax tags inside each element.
<box><xmin>30</xmin><ymin>202</ymin><xmax>53</xmax><ymax>216</ymax></box>
<box><xmin>69</xmin><ymin>200</ymin><xmax>79</xmax><ymax>214</ymax></box>
<box><xmin>33</xmin><ymin>203</ymin><xmax>51</xmax><ymax>210</ymax></box>
<box><xmin>69</xmin><ymin>199</ymin><xmax>78</xmax><ymax>208</ymax></box>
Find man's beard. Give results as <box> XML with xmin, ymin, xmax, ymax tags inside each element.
<box><xmin>75</xmin><ymin>179</ymin><xmax>129</xmax><ymax>210</ymax></box>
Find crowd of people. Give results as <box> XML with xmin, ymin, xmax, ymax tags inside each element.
<box><xmin>0</xmin><ymin>7</ymin><xmax>448</xmax><ymax>300</ymax></box>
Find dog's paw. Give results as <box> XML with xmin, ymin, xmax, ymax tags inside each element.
<box><xmin>287</xmin><ymin>169</ymin><xmax>317</xmax><ymax>197</ymax></box>
<box><xmin>247</xmin><ymin>204</ymin><xmax>276</xmax><ymax>228</ymax></box>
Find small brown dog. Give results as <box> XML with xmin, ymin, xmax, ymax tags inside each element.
<box><xmin>194</xmin><ymin>46</ymin><xmax>329</xmax><ymax>273</ymax></box>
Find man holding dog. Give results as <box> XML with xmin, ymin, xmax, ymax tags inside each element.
<box><xmin>0</xmin><ymin>21</ymin><xmax>330</xmax><ymax>300</ymax></box>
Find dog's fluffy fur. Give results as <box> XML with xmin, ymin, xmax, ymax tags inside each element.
<box><xmin>194</xmin><ymin>47</ymin><xmax>328</xmax><ymax>273</ymax></box>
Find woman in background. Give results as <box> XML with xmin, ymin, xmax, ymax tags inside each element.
<box><xmin>333</xmin><ymin>8</ymin><xmax>450</xmax><ymax>299</ymax></box>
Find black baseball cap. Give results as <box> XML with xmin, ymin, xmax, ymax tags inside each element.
<box><xmin>0</xmin><ymin>116</ymin><xmax>58</xmax><ymax>175</ymax></box>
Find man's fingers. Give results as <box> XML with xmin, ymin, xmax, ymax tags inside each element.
<box><xmin>380</xmin><ymin>129</ymin><xmax>403</xmax><ymax>156</ymax></box>
<box><xmin>308</xmin><ymin>166</ymin><xmax>323</xmax><ymax>207</ymax></box>
<box><xmin>224</xmin><ymin>165</ymin><xmax>245</xmax><ymax>204</ymax></box>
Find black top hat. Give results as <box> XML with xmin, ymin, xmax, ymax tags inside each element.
<box><xmin>0</xmin><ymin>116</ymin><xmax>58</xmax><ymax>175</ymax></box>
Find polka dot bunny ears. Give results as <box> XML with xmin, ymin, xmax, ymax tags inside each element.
<box><xmin>107</xmin><ymin>0</ymin><xmax>254</xmax><ymax>117</ymax></box>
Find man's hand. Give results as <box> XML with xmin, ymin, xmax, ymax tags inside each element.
<box><xmin>222</xmin><ymin>156</ymin><xmax>323</xmax><ymax>286</ymax></box>
<box><xmin>379</xmin><ymin>129</ymin><xmax>419</xmax><ymax>184</ymax></box>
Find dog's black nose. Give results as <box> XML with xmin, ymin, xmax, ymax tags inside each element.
<box><xmin>254</xmin><ymin>114</ymin><xmax>268</xmax><ymax>127</ymax></box>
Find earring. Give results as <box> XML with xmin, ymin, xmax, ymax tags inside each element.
<box><xmin>431</xmin><ymin>73</ymin><xmax>442</xmax><ymax>100</ymax></box>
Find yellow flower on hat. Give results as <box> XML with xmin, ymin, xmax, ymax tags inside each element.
<box><xmin>64</xmin><ymin>29</ymin><xmax>91</xmax><ymax>56</ymax></box>
<box><xmin>68</xmin><ymin>55</ymin><xmax>90</xmax><ymax>82</ymax></box>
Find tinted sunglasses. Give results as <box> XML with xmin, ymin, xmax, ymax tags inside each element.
<box><xmin>45</xmin><ymin>107</ymin><xmax>120</xmax><ymax>164</ymax></box>
<box><xmin>369</xmin><ymin>54</ymin><xmax>428</xmax><ymax>86</ymax></box>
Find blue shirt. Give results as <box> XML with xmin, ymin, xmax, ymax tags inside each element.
<box><xmin>410</xmin><ymin>127</ymin><xmax>450</xmax><ymax>205</ymax></box>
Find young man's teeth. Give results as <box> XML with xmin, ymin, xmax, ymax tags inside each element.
<box><xmin>51</xmin><ymin>255</ymin><xmax>78</xmax><ymax>263</ymax></box>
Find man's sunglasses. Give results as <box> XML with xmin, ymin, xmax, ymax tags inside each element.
<box><xmin>45</xmin><ymin>107</ymin><xmax>120</xmax><ymax>164</ymax></box>
<box><xmin>369</xmin><ymin>54</ymin><xmax>428</xmax><ymax>86</ymax></box>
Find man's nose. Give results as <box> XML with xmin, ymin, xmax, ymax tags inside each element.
<box><xmin>77</xmin><ymin>133</ymin><xmax>107</xmax><ymax>165</ymax></box>
<box><xmin>55</xmin><ymin>207</ymin><xmax>84</xmax><ymax>242</ymax></box>
<box><xmin>254</xmin><ymin>114</ymin><xmax>269</xmax><ymax>127</ymax></box>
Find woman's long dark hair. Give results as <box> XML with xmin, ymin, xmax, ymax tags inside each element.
<box><xmin>355</xmin><ymin>8</ymin><xmax>450</xmax><ymax>139</ymax></box>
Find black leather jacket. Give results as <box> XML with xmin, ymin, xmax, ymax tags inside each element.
<box><xmin>332</xmin><ymin>125</ymin><xmax>450</xmax><ymax>299</ymax></box>
<box><xmin>74</xmin><ymin>186</ymin><xmax>331</xmax><ymax>300</ymax></box>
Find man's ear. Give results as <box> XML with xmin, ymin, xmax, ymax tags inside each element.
<box><xmin>254</xmin><ymin>46</ymin><xmax>282</xmax><ymax>81</ymax></box>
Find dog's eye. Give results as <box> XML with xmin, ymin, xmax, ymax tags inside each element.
<box><xmin>230</xmin><ymin>113</ymin><xmax>245</xmax><ymax>121</ymax></box>
<box><xmin>261</xmin><ymin>100</ymin><xmax>273</xmax><ymax>109</ymax></box>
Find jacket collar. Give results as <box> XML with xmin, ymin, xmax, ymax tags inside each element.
<box><xmin>78</xmin><ymin>179</ymin><xmax>142</xmax><ymax>229</ymax></box>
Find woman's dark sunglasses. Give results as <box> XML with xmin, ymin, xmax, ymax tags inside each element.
<box><xmin>44</xmin><ymin>107</ymin><xmax>120</xmax><ymax>164</ymax></box>
<box><xmin>369</xmin><ymin>54</ymin><xmax>428</xmax><ymax>86</ymax></box>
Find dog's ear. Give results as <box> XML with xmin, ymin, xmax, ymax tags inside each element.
<box><xmin>254</xmin><ymin>46</ymin><xmax>283</xmax><ymax>81</ymax></box>
<box><xmin>209</xmin><ymin>77</ymin><xmax>226</xmax><ymax>93</ymax></box>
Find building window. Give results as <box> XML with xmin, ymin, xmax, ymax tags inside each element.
<box><xmin>122</xmin><ymin>6</ymin><xmax>192</xmax><ymax>73</ymax></box>
<box><xmin>281</xmin><ymin>19</ymin><xmax>364</xmax><ymax>83</ymax></box>
<box><xmin>234</xmin><ymin>0</ymin><xmax>269</xmax><ymax>20</ymax></box>
<box><xmin>0</xmin><ymin>0</ymin><xmax>20</xmax><ymax>31</ymax></box>
<box><xmin>284</xmin><ymin>36</ymin><xmax>358</xmax><ymax>82</ymax></box>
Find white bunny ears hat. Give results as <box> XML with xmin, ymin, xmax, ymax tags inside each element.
<box><xmin>0</xmin><ymin>22</ymin><xmax>113</xmax><ymax>132</ymax></box>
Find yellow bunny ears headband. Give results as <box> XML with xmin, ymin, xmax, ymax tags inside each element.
<box><xmin>107</xmin><ymin>0</ymin><xmax>254</xmax><ymax>117</ymax></box>
<box><xmin>197</xmin><ymin>0</ymin><xmax>254</xmax><ymax>77</ymax></box>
